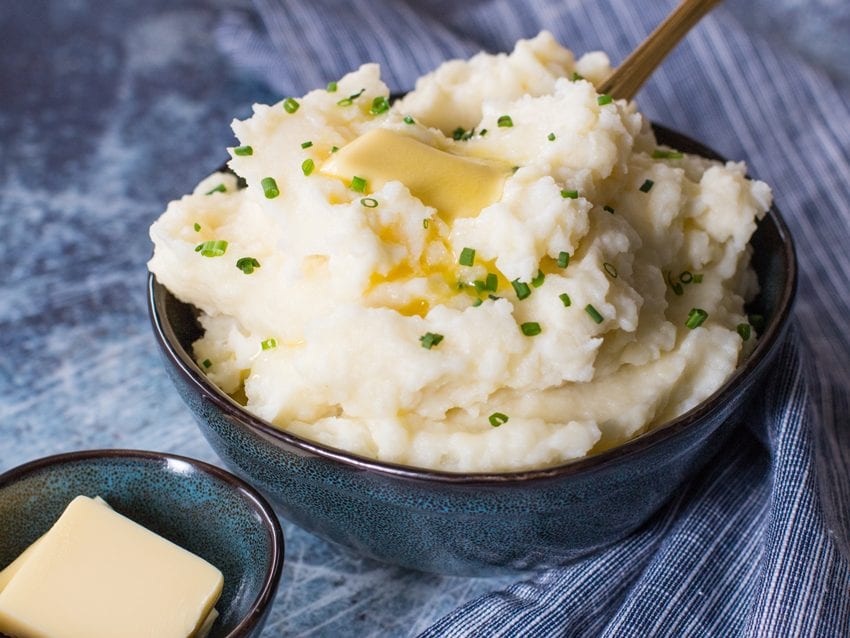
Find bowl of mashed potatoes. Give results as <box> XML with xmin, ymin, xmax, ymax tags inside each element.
<box><xmin>148</xmin><ymin>33</ymin><xmax>795</xmax><ymax>575</ymax></box>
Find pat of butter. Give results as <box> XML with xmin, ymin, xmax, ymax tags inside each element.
<box><xmin>0</xmin><ymin>495</ymin><xmax>223</xmax><ymax>638</ymax></box>
<box><xmin>322</xmin><ymin>128</ymin><xmax>509</xmax><ymax>219</ymax></box>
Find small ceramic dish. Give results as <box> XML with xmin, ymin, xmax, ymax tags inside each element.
<box><xmin>148</xmin><ymin>124</ymin><xmax>796</xmax><ymax>576</ymax></box>
<box><xmin>0</xmin><ymin>449</ymin><xmax>284</xmax><ymax>638</ymax></box>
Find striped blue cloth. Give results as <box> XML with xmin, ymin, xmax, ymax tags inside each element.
<box><xmin>216</xmin><ymin>1</ymin><xmax>850</xmax><ymax>635</ymax></box>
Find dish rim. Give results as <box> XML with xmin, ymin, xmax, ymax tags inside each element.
<box><xmin>148</xmin><ymin>123</ymin><xmax>797</xmax><ymax>486</ymax></box>
<box><xmin>0</xmin><ymin>448</ymin><xmax>285</xmax><ymax>638</ymax></box>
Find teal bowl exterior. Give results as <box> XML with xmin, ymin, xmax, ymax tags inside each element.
<box><xmin>148</xmin><ymin>125</ymin><xmax>796</xmax><ymax>576</ymax></box>
<box><xmin>0</xmin><ymin>450</ymin><xmax>284</xmax><ymax>638</ymax></box>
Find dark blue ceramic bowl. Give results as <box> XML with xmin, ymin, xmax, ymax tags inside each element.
<box><xmin>148</xmin><ymin>125</ymin><xmax>796</xmax><ymax>576</ymax></box>
<box><xmin>0</xmin><ymin>450</ymin><xmax>284</xmax><ymax>637</ymax></box>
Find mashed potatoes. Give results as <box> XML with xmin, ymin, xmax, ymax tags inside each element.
<box><xmin>149</xmin><ymin>32</ymin><xmax>770</xmax><ymax>473</ymax></box>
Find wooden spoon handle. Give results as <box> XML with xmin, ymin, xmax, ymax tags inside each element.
<box><xmin>599</xmin><ymin>0</ymin><xmax>723</xmax><ymax>100</ymax></box>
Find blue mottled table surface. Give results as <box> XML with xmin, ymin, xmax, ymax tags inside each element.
<box><xmin>2</xmin><ymin>1</ymin><xmax>847</xmax><ymax>636</ymax></box>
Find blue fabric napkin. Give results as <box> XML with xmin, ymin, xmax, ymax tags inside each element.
<box><xmin>215</xmin><ymin>1</ymin><xmax>850</xmax><ymax>634</ymax></box>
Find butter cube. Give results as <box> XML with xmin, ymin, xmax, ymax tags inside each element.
<box><xmin>0</xmin><ymin>495</ymin><xmax>223</xmax><ymax>638</ymax></box>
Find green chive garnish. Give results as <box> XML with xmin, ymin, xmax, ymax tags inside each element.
<box><xmin>331</xmin><ymin>145</ymin><xmax>339</xmax><ymax>153</ymax></box>
<box><xmin>561</xmin><ymin>189</ymin><xmax>578</xmax><ymax>199</ymax></box>
<box><xmin>559</xmin><ymin>293</ymin><xmax>572</xmax><ymax>307</ymax></box>
<box><xmin>531</xmin><ymin>269</ymin><xmax>545</xmax><ymax>288</ymax></box>
<box><xmin>206</xmin><ymin>184</ymin><xmax>226</xmax><ymax>195</ymax></box>
<box><xmin>193</xmin><ymin>223</ymin><xmax>201</xmax><ymax>232</ymax></box>
<box><xmin>370</xmin><ymin>96</ymin><xmax>390</xmax><ymax>115</ymax></box>
<box><xmin>236</xmin><ymin>257</ymin><xmax>261</xmax><ymax>274</ymax></box>
<box><xmin>337</xmin><ymin>88</ymin><xmax>364</xmax><ymax>107</ymax></box>
<box><xmin>604</xmin><ymin>205</ymin><xmax>615</xmax><ymax>214</ymax></box>
<box><xmin>202</xmin><ymin>359</ymin><xmax>212</xmax><ymax>369</ymax></box>
<box><xmin>233</xmin><ymin>145</ymin><xmax>253</xmax><ymax>156</ymax></box>
<box><xmin>489</xmin><ymin>412</ymin><xmax>509</xmax><ymax>427</ymax></box>
<box><xmin>472</xmin><ymin>298</ymin><xmax>483</xmax><ymax>307</ymax></box>
<box><xmin>597</xmin><ymin>94</ymin><xmax>613</xmax><ymax>105</ymax></box>
<box><xmin>261</xmin><ymin>177</ymin><xmax>279</xmax><ymax>198</ymax></box>
<box><xmin>547</xmin><ymin>132</ymin><xmax>556</xmax><ymax>141</ymax></box>
<box><xmin>301</xmin><ymin>140</ymin><xmax>313</xmax><ymax>149</ymax></box>
<box><xmin>326</xmin><ymin>81</ymin><xmax>338</xmax><ymax>92</ymax></box>
<box><xmin>672</xmin><ymin>282</ymin><xmax>684</xmax><ymax>296</ymax></box>
<box><xmin>511</xmin><ymin>279</ymin><xmax>531</xmax><ymax>300</ymax></box>
<box><xmin>474</xmin><ymin>280</ymin><xmax>487</xmax><ymax>293</ymax></box>
<box><xmin>497</xmin><ymin>115</ymin><xmax>513</xmax><ymax>128</ymax></box>
<box><xmin>360</xmin><ymin>197</ymin><xmax>378</xmax><ymax>208</ymax></box>
<box><xmin>679</xmin><ymin>271</ymin><xmax>693</xmax><ymax>284</ymax></box>
<box><xmin>479</xmin><ymin>128</ymin><xmax>488</xmax><ymax>136</ymax></box>
<box><xmin>557</xmin><ymin>252</ymin><xmax>570</xmax><ymax>269</ymax></box>
<box><xmin>603</xmin><ymin>262</ymin><xmax>618</xmax><ymax>278</ymax></box>
<box><xmin>571</xmin><ymin>72</ymin><xmax>584</xmax><ymax>81</ymax></box>
<box><xmin>301</xmin><ymin>158</ymin><xmax>315</xmax><ymax>176</ymax></box>
<box><xmin>283</xmin><ymin>97</ymin><xmax>299</xmax><ymax>113</ymax></box>
<box><xmin>652</xmin><ymin>149</ymin><xmax>684</xmax><ymax>160</ymax></box>
<box><xmin>585</xmin><ymin>304</ymin><xmax>604</xmax><ymax>324</ymax></box>
<box><xmin>485</xmin><ymin>273</ymin><xmax>498</xmax><ymax>292</ymax></box>
<box><xmin>693</xmin><ymin>273</ymin><xmax>704</xmax><ymax>284</ymax></box>
<box><xmin>404</xmin><ymin>115</ymin><xmax>415</xmax><ymax>125</ymax></box>
<box><xmin>521</xmin><ymin>322</ymin><xmax>542</xmax><ymax>336</ymax></box>
<box><xmin>685</xmin><ymin>308</ymin><xmax>708</xmax><ymax>329</ymax></box>
<box><xmin>639</xmin><ymin>179</ymin><xmax>654</xmax><ymax>193</ymax></box>
<box><xmin>420</xmin><ymin>332</ymin><xmax>444</xmax><ymax>350</ymax></box>
<box><xmin>452</xmin><ymin>127</ymin><xmax>466</xmax><ymax>140</ymax></box>
<box><xmin>423</xmin><ymin>219</ymin><xmax>429</xmax><ymax>229</ymax></box>
<box><xmin>350</xmin><ymin>176</ymin><xmax>367</xmax><ymax>192</ymax></box>
<box><xmin>458</xmin><ymin>247</ymin><xmax>475</xmax><ymax>267</ymax></box>
<box><xmin>737</xmin><ymin>323</ymin><xmax>751</xmax><ymax>341</ymax></box>
<box><xmin>195</xmin><ymin>240</ymin><xmax>228</xmax><ymax>257</ymax></box>
<box><xmin>261</xmin><ymin>338</ymin><xmax>277</xmax><ymax>350</ymax></box>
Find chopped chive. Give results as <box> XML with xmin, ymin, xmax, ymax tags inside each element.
<box><xmin>422</xmin><ymin>218</ymin><xmax>430</xmax><ymax>229</ymax></box>
<box><xmin>261</xmin><ymin>338</ymin><xmax>277</xmax><ymax>350</ymax></box>
<box><xmin>561</xmin><ymin>189</ymin><xmax>578</xmax><ymax>199</ymax></box>
<box><xmin>557</xmin><ymin>251</ymin><xmax>570</xmax><ymax>269</ymax></box>
<box><xmin>531</xmin><ymin>269</ymin><xmax>545</xmax><ymax>288</ymax></box>
<box><xmin>548</xmin><ymin>132</ymin><xmax>556</xmax><ymax>141</ymax></box>
<box><xmin>337</xmin><ymin>88</ymin><xmax>364</xmax><ymax>106</ymax></box>
<box><xmin>233</xmin><ymin>145</ymin><xmax>253</xmax><ymax>156</ymax></box>
<box><xmin>301</xmin><ymin>140</ymin><xmax>313</xmax><ymax>149</ymax></box>
<box><xmin>679</xmin><ymin>271</ymin><xmax>693</xmax><ymax>284</ymax></box>
<box><xmin>685</xmin><ymin>308</ymin><xmax>708</xmax><ymax>329</ymax></box>
<box><xmin>261</xmin><ymin>177</ymin><xmax>280</xmax><ymax>198</ymax></box>
<box><xmin>737</xmin><ymin>323</ymin><xmax>751</xmax><ymax>341</ymax></box>
<box><xmin>497</xmin><ymin>115</ymin><xmax>513</xmax><ymax>128</ymax></box>
<box><xmin>652</xmin><ymin>149</ymin><xmax>684</xmax><ymax>160</ymax></box>
<box><xmin>639</xmin><ymin>179</ymin><xmax>654</xmax><ymax>193</ymax></box>
<box><xmin>206</xmin><ymin>183</ymin><xmax>226</xmax><ymax>195</ymax></box>
<box><xmin>511</xmin><ymin>279</ymin><xmax>531</xmax><ymax>300</ymax></box>
<box><xmin>585</xmin><ymin>304</ymin><xmax>604</xmax><ymax>324</ymax></box>
<box><xmin>597</xmin><ymin>94</ymin><xmax>613</xmax><ymax>105</ymax></box>
<box><xmin>693</xmin><ymin>273</ymin><xmax>704</xmax><ymax>284</ymax></box>
<box><xmin>488</xmin><ymin>294</ymin><xmax>501</xmax><ymax>301</ymax></box>
<box><xmin>301</xmin><ymin>158</ymin><xmax>315</xmax><ymax>176</ymax></box>
<box><xmin>404</xmin><ymin>115</ymin><xmax>415</xmax><ymax>125</ymax></box>
<box><xmin>202</xmin><ymin>359</ymin><xmax>212</xmax><ymax>368</ymax></box>
<box><xmin>489</xmin><ymin>412</ymin><xmax>509</xmax><ymax>427</ymax></box>
<box><xmin>331</xmin><ymin>145</ymin><xmax>339</xmax><ymax>153</ymax></box>
<box><xmin>193</xmin><ymin>222</ymin><xmax>201</xmax><ymax>232</ymax></box>
<box><xmin>570</xmin><ymin>71</ymin><xmax>584</xmax><ymax>81</ymax></box>
<box><xmin>350</xmin><ymin>176</ymin><xmax>367</xmax><ymax>192</ymax></box>
<box><xmin>479</xmin><ymin>128</ymin><xmax>488</xmax><ymax>136</ymax></box>
<box><xmin>749</xmin><ymin>314</ymin><xmax>765</xmax><ymax>332</ymax></box>
<box><xmin>603</xmin><ymin>262</ymin><xmax>618</xmax><ymax>278</ymax></box>
<box><xmin>520</xmin><ymin>322</ymin><xmax>542</xmax><ymax>336</ymax></box>
<box><xmin>194</xmin><ymin>240</ymin><xmax>228</xmax><ymax>257</ymax></box>
<box><xmin>604</xmin><ymin>205</ymin><xmax>615</xmax><ymax>214</ymax></box>
<box><xmin>485</xmin><ymin>273</ymin><xmax>498</xmax><ymax>292</ymax></box>
<box><xmin>473</xmin><ymin>280</ymin><xmax>487</xmax><ymax>293</ymax></box>
<box><xmin>419</xmin><ymin>332</ymin><xmax>444</xmax><ymax>350</ymax></box>
<box><xmin>452</xmin><ymin>127</ymin><xmax>466</xmax><ymax>140</ymax></box>
<box><xmin>283</xmin><ymin>97</ymin><xmax>300</xmax><ymax>113</ymax></box>
<box><xmin>360</xmin><ymin>197</ymin><xmax>378</xmax><ymax>208</ymax></box>
<box><xmin>458</xmin><ymin>247</ymin><xmax>476</xmax><ymax>267</ymax></box>
<box><xmin>236</xmin><ymin>257</ymin><xmax>261</xmax><ymax>274</ymax></box>
<box><xmin>672</xmin><ymin>282</ymin><xmax>684</xmax><ymax>296</ymax></box>
<box><xmin>472</xmin><ymin>298</ymin><xmax>484</xmax><ymax>307</ymax></box>
<box><xmin>511</xmin><ymin>166</ymin><xmax>520</xmax><ymax>174</ymax></box>
<box><xmin>326</xmin><ymin>81</ymin><xmax>338</xmax><ymax>92</ymax></box>
<box><xmin>370</xmin><ymin>96</ymin><xmax>390</xmax><ymax>115</ymax></box>
<box><xmin>559</xmin><ymin>293</ymin><xmax>572</xmax><ymax>307</ymax></box>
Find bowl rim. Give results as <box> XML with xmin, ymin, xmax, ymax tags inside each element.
<box><xmin>148</xmin><ymin>123</ymin><xmax>797</xmax><ymax>486</ymax></box>
<box><xmin>0</xmin><ymin>448</ymin><xmax>284</xmax><ymax>638</ymax></box>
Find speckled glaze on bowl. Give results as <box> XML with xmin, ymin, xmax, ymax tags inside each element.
<box><xmin>148</xmin><ymin>125</ymin><xmax>796</xmax><ymax>576</ymax></box>
<box><xmin>0</xmin><ymin>450</ymin><xmax>284</xmax><ymax>638</ymax></box>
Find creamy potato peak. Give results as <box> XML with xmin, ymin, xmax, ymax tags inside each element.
<box><xmin>149</xmin><ymin>32</ymin><xmax>770</xmax><ymax>473</ymax></box>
